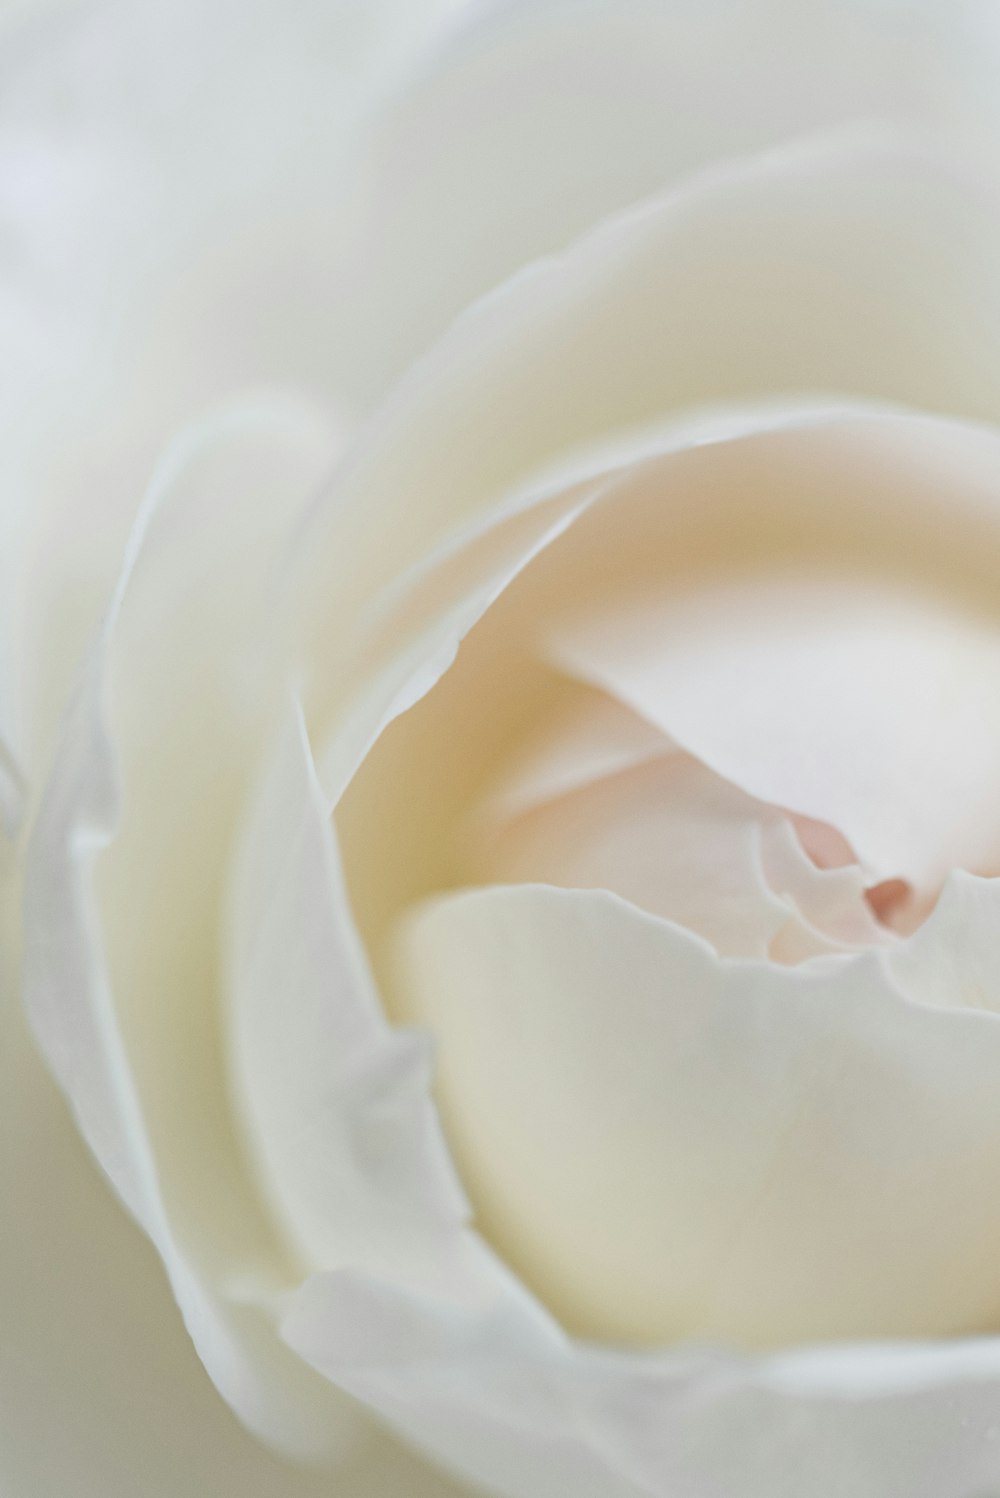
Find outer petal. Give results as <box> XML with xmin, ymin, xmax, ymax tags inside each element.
<box><xmin>308</xmin><ymin>0</ymin><xmax>1000</xmax><ymax>404</ymax></box>
<box><xmin>21</xmin><ymin>375</ymin><xmax>611</xmax><ymax>1468</ymax></box>
<box><xmin>21</xmin><ymin>400</ymin><xmax>356</xmax><ymax>1458</ymax></box>
<box><xmin>228</xmin><ymin>702</ymin><xmax>491</xmax><ymax>1296</ymax></box>
<box><xmin>286</xmin><ymin>1211</ymin><xmax>1000</xmax><ymax>1498</ymax></box>
<box><xmin>8</xmin><ymin>0</ymin><xmax>992</xmax><ymax>830</ymax></box>
<box><xmin>0</xmin><ymin>0</ymin><xmax>466</xmax><ymax>784</ymax></box>
<box><xmin>1</xmin><ymin>895</ymin><xmax>470</xmax><ymax>1496</ymax></box>
<box><xmin>293</xmin><ymin>134</ymin><xmax>1000</xmax><ymax>727</ymax></box>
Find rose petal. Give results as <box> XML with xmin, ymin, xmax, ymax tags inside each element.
<box><xmin>286</xmin><ymin>1146</ymin><xmax>1000</xmax><ymax>1498</ymax></box>
<box><xmin>480</xmin><ymin>681</ymin><xmax>672</xmax><ymax>822</ymax></box>
<box><xmin>285</xmin><ymin>1270</ymin><xmax>638</xmax><ymax>1498</ymax></box>
<box><xmin>2</xmin><ymin>887</ymin><xmax>466</xmax><ymax>1497</ymax></box>
<box><xmin>551</xmin><ymin>572</ymin><xmax>1000</xmax><ymax>892</ymax></box>
<box><xmin>21</xmin><ymin>400</ymin><xmax>356</xmax><ymax>1459</ymax></box>
<box><xmin>9</xmin><ymin>0</ymin><xmax>990</xmax><ymax>830</ymax></box>
<box><xmin>471</xmin><ymin>678</ymin><xmax>885</xmax><ymax>961</ymax></box>
<box><xmin>479</xmin><ymin>750</ymin><xmax>808</xmax><ymax>959</ymax></box>
<box><xmin>887</xmin><ymin>868</ymin><xmax>1000</xmax><ymax>1011</ymax></box>
<box><xmin>294</xmin><ymin>133</ymin><xmax>1000</xmax><ymax>726</ymax></box>
<box><xmin>760</xmin><ymin>818</ymin><xmax>889</xmax><ymax>958</ymax></box>
<box><xmin>341</xmin><ymin>410</ymin><xmax>1000</xmax><ymax>972</ymax></box>
<box><xmin>228</xmin><ymin>701</ymin><xmax>501</xmax><ymax>1302</ymax></box>
<box><xmin>544</xmin><ymin>420</ymin><xmax>1000</xmax><ymax>895</ymax></box>
<box><xmin>310</xmin><ymin>0</ymin><xmax>1000</xmax><ymax>405</ymax></box>
<box><xmin>392</xmin><ymin>883</ymin><xmax>1000</xmax><ymax>1350</ymax></box>
<box><xmin>1</xmin><ymin>0</ymin><xmax>465</xmax><ymax>783</ymax></box>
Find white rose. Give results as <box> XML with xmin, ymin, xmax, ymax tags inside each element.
<box><xmin>8</xmin><ymin>4</ymin><xmax>1000</xmax><ymax>1497</ymax></box>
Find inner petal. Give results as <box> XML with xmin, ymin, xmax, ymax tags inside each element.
<box><xmin>481</xmin><ymin>752</ymin><xmax>793</xmax><ymax>959</ymax></box>
<box><xmin>482</xmin><ymin>681</ymin><xmax>671</xmax><ymax>821</ymax></box>
<box><xmin>338</xmin><ymin>413</ymin><xmax>1000</xmax><ymax>979</ymax></box>
<box><xmin>547</xmin><ymin>572</ymin><xmax>1000</xmax><ymax>897</ymax></box>
<box><xmin>474</xmin><ymin>684</ymin><xmax>889</xmax><ymax>961</ymax></box>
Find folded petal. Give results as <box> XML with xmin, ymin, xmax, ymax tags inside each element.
<box><xmin>760</xmin><ymin>818</ymin><xmax>889</xmax><ymax>958</ymax></box>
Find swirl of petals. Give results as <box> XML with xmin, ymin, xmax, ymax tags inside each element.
<box><xmin>23</xmin><ymin>68</ymin><xmax>1000</xmax><ymax>1498</ymax></box>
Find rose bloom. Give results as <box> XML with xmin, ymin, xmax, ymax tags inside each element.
<box><xmin>9</xmin><ymin>2</ymin><xmax>1000</xmax><ymax>1496</ymax></box>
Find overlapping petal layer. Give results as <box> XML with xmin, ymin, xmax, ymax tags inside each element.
<box><xmin>339</xmin><ymin>406</ymin><xmax>1000</xmax><ymax>966</ymax></box>
<box><xmin>548</xmin><ymin>572</ymin><xmax>1000</xmax><ymax>896</ymax></box>
<box><xmin>321</xmin><ymin>362</ymin><xmax>1000</xmax><ymax>1493</ymax></box>
<box><xmin>21</xmin><ymin>401</ymin><xmax>357</xmax><ymax>1459</ymax></box>
<box><xmin>294</xmin><ymin>134</ymin><xmax>1000</xmax><ymax>718</ymax></box>
<box><xmin>477</xmin><ymin>708</ymin><xmax>883</xmax><ymax>959</ymax></box>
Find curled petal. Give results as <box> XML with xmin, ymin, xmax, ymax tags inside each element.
<box><xmin>341</xmin><ymin>407</ymin><xmax>1000</xmax><ymax>975</ymax></box>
